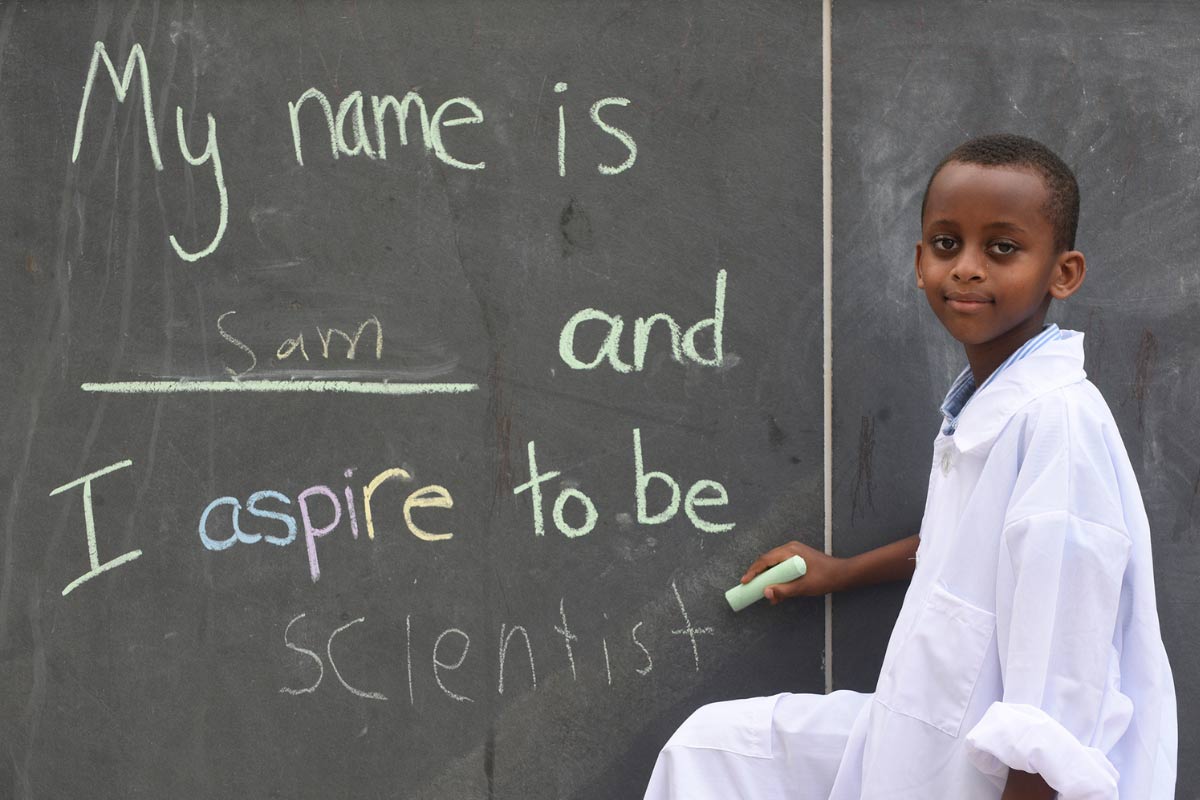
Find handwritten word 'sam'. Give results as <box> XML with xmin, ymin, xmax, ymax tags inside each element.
<box><xmin>71</xmin><ymin>43</ymin><xmax>640</xmax><ymax>263</ymax></box>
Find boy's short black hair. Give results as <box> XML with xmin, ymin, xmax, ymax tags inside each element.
<box><xmin>920</xmin><ymin>133</ymin><xmax>1080</xmax><ymax>252</ymax></box>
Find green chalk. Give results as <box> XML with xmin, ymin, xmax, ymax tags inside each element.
<box><xmin>725</xmin><ymin>555</ymin><xmax>808</xmax><ymax>611</ymax></box>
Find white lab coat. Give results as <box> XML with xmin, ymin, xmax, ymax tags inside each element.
<box><xmin>645</xmin><ymin>329</ymin><xmax>1177</xmax><ymax>799</ymax></box>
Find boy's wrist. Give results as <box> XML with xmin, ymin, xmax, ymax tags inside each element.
<box><xmin>837</xmin><ymin>553</ymin><xmax>864</xmax><ymax>593</ymax></box>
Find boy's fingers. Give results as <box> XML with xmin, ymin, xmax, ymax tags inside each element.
<box><xmin>742</xmin><ymin>560</ymin><xmax>774</xmax><ymax>583</ymax></box>
<box><xmin>741</xmin><ymin>547</ymin><xmax>792</xmax><ymax>583</ymax></box>
<box><xmin>764</xmin><ymin>580</ymin><xmax>803</xmax><ymax>605</ymax></box>
<box><xmin>740</xmin><ymin>560</ymin><xmax>763</xmax><ymax>583</ymax></box>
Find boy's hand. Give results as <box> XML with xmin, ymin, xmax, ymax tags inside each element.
<box><xmin>740</xmin><ymin>541</ymin><xmax>848</xmax><ymax>604</ymax></box>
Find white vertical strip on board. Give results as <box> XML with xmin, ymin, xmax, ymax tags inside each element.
<box><xmin>822</xmin><ymin>0</ymin><xmax>834</xmax><ymax>695</ymax></box>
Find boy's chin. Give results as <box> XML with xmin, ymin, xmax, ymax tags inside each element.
<box><xmin>940</xmin><ymin>324</ymin><xmax>998</xmax><ymax>347</ymax></box>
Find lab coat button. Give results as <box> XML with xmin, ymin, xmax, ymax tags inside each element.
<box><xmin>940</xmin><ymin>452</ymin><xmax>953</xmax><ymax>474</ymax></box>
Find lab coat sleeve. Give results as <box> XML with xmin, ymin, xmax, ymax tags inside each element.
<box><xmin>963</xmin><ymin>509</ymin><xmax>1133</xmax><ymax>800</ymax></box>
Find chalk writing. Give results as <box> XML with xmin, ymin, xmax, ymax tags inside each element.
<box><xmin>81</xmin><ymin>380</ymin><xmax>479</xmax><ymax>395</ymax></box>
<box><xmin>555</xmin><ymin>598</ymin><xmax>579</xmax><ymax>680</ymax></box>
<box><xmin>405</xmin><ymin>613</ymin><xmax>414</xmax><ymax>705</ymax></box>
<box><xmin>669</xmin><ymin>580</ymin><xmax>714</xmax><ymax>672</ymax></box>
<box><xmin>49</xmin><ymin>460</ymin><xmax>143</xmax><ymax>596</ymax></box>
<box><xmin>633</xmin><ymin>428</ymin><xmax>735</xmax><ymax>533</ymax></box>
<box><xmin>289</xmin><ymin>87</ymin><xmax>485</xmax><ymax>170</ymax></box>
<box><xmin>514</xmin><ymin>441</ymin><xmax>599</xmax><ymax>538</ymax></box>
<box><xmin>590</xmin><ymin>97</ymin><xmax>638</xmax><ymax>175</ymax></box>
<box><xmin>554</xmin><ymin>82</ymin><xmax>638</xmax><ymax>176</ymax></box>
<box><xmin>403</xmin><ymin>485</ymin><xmax>455</xmax><ymax>542</ymax></box>
<box><xmin>72</xmin><ymin>42</ymin><xmax>227</xmax><ymax>261</ymax></box>
<box><xmin>298</xmin><ymin>485</ymin><xmax>342</xmax><ymax>582</ymax></box>
<box><xmin>70</xmin><ymin>41</ymin><xmax>641</xmax><ymax>266</ymax></box>
<box><xmin>433</xmin><ymin>628</ymin><xmax>474</xmax><ymax>703</ymax></box>
<box><xmin>497</xmin><ymin>624</ymin><xmax>537</xmax><ymax>694</ymax></box>
<box><xmin>328</xmin><ymin>618</ymin><xmax>388</xmax><ymax>701</ymax></box>
<box><xmin>602</xmin><ymin>612</ymin><xmax>612</xmax><ymax>686</ymax></box>
<box><xmin>169</xmin><ymin>105</ymin><xmax>228</xmax><ymax>262</ymax></box>
<box><xmin>220</xmin><ymin>311</ymin><xmax>384</xmax><ymax>375</ymax></box>
<box><xmin>196</xmin><ymin>467</ymin><xmax>456</xmax><ymax>581</ymax></box>
<box><xmin>559</xmin><ymin>269</ymin><xmax>727</xmax><ymax>372</ymax></box>
<box><xmin>276</xmin><ymin>585</ymin><xmax>699</xmax><ymax>706</ymax></box>
<box><xmin>279</xmin><ymin>613</ymin><xmax>324</xmax><ymax>695</ymax></box>
<box><xmin>217</xmin><ymin>311</ymin><xmax>257</xmax><ymax>379</ymax></box>
<box><xmin>556</xmin><ymin>81</ymin><xmax>568</xmax><ymax>177</ymax></box>
<box><xmin>632</xmin><ymin>621</ymin><xmax>654</xmax><ymax>676</ymax></box>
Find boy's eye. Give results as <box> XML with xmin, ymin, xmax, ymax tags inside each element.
<box><xmin>989</xmin><ymin>241</ymin><xmax>1019</xmax><ymax>256</ymax></box>
<box><xmin>931</xmin><ymin>235</ymin><xmax>957</xmax><ymax>251</ymax></box>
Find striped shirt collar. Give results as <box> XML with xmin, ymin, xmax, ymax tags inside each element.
<box><xmin>940</xmin><ymin>323</ymin><xmax>1062</xmax><ymax>436</ymax></box>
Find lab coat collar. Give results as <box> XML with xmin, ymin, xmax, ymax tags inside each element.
<box><xmin>945</xmin><ymin>329</ymin><xmax>1087</xmax><ymax>455</ymax></box>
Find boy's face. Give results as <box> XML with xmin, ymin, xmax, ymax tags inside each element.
<box><xmin>915</xmin><ymin>162</ymin><xmax>1084</xmax><ymax>353</ymax></box>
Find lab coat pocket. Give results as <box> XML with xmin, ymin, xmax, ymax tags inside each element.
<box><xmin>876</xmin><ymin>582</ymin><xmax>996</xmax><ymax>738</ymax></box>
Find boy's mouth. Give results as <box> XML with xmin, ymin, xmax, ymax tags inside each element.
<box><xmin>945</xmin><ymin>292</ymin><xmax>992</xmax><ymax>312</ymax></box>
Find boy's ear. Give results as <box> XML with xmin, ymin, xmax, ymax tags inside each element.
<box><xmin>914</xmin><ymin>243</ymin><xmax>925</xmax><ymax>288</ymax></box>
<box><xmin>1049</xmin><ymin>250</ymin><xmax>1086</xmax><ymax>300</ymax></box>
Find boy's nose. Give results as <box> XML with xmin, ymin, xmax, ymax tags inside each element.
<box><xmin>950</xmin><ymin>250</ymin><xmax>987</xmax><ymax>281</ymax></box>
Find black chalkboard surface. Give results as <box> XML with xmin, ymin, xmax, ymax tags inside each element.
<box><xmin>5</xmin><ymin>1</ymin><xmax>1199</xmax><ymax>798</ymax></box>
<box><xmin>0</xmin><ymin>2</ymin><xmax>823</xmax><ymax>798</ymax></box>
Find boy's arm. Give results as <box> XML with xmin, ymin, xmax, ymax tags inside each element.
<box><xmin>1001</xmin><ymin>769</ymin><xmax>1055</xmax><ymax>799</ymax></box>
<box><xmin>840</xmin><ymin>533</ymin><xmax>921</xmax><ymax>589</ymax></box>
<box><xmin>741</xmin><ymin>534</ymin><xmax>919</xmax><ymax>603</ymax></box>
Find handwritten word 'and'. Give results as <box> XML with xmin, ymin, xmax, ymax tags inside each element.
<box><xmin>71</xmin><ymin>42</ymin><xmax>639</xmax><ymax>262</ymax></box>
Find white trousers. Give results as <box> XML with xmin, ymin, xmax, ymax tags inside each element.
<box><xmin>644</xmin><ymin>690</ymin><xmax>872</xmax><ymax>800</ymax></box>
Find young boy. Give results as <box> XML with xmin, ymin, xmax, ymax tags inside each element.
<box><xmin>643</xmin><ymin>134</ymin><xmax>1177</xmax><ymax>799</ymax></box>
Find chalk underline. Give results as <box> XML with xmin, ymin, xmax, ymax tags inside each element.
<box><xmin>81</xmin><ymin>380</ymin><xmax>479</xmax><ymax>395</ymax></box>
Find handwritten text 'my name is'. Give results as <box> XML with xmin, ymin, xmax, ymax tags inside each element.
<box><xmin>72</xmin><ymin>42</ymin><xmax>639</xmax><ymax>262</ymax></box>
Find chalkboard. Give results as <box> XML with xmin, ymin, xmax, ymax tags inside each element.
<box><xmin>5</xmin><ymin>2</ymin><xmax>1198</xmax><ymax>798</ymax></box>
<box><xmin>0</xmin><ymin>2</ymin><xmax>824</xmax><ymax>799</ymax></box>
<box><xmin>831</xmin><ymin>1</ymin><xmax>1200</xmax><ymax>795</ymax></box>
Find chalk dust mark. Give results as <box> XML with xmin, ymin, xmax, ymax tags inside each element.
<box><xmin>1172</xmin><ymin>463</ymin><xmax>1200</xmax><ymax>542</ymax></box>
<box><xmin>531</xmin><ymin>74</ymin><xmax>548</xmax><ymax>141</ymax></box>
<box><xmin>1083</xmin><ymin>308</ymin><xmax>1108</xmax><ymax>379</ymax></box>
<box><xmin>649</xmin><ymin>15</ymin><xmax>694</xmax><ymax>114</ymax></box>
<box><xmin>559</xmin><ymin>197</ymin><xmax>594</xmax><ymax>255</ymax></box>
<box><xmin>765</xmin><ymin>414</ymin><xmax>786</xmax><ymax>447</ymax></box>
<box><xmin>488</xmin><ymin>353</ymin><xmax>515</xmax><ymax>508</ymax></box>
<box><xmin>483</xmin><ymin>724</ymin><xmax>496</xmax><ymax>799</ymax></box>
<box><xmin>0</xmin><ymin>3</ymin><xmax>17</xmax><ymax>88</ymax></box>
<box><xmin>850</xmin><ymin>415</ymin><xmax>875</xmax><ymax>523</ymax></box>
<box><xmin>342</xmin><ymin>0</ymin><xmax>367</xmax><ymax>45</ymax></box>
<box><xmin>295</xmin><ymin>0</ymin><xmax>340</xmax><ymax>92</ymax></box>
<box><xmin>21</xmin><ymin>580</ymin><xmax>45</xmax><ymax>800</ymax></box>
<box><xmin>1132</xmin><ymin>328</ymin><xmax>1157</xmax><ymax>431</ymax></box>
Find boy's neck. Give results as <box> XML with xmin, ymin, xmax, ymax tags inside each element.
<box><xmin>962</xmin><ymin>315</ymin><xmax>1051</xmax><ymax>387</ymax></box>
